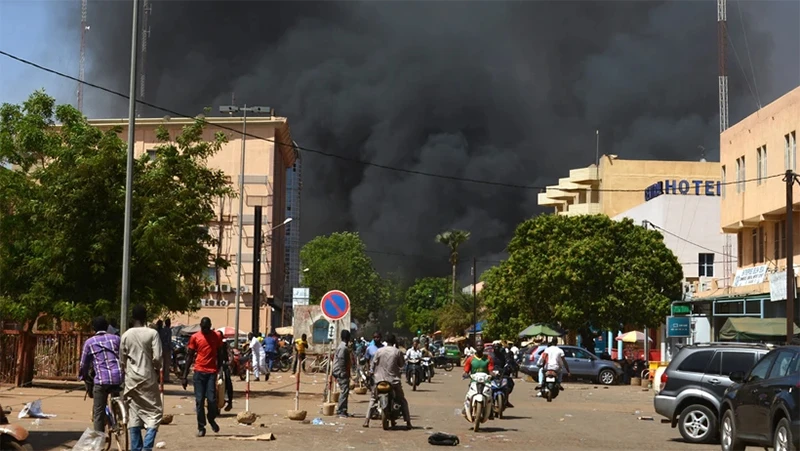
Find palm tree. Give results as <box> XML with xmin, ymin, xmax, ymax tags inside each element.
<box><xmin>435</xmin><ymin>229</ymin><xmax>471</xmax><ymax>303</ymax></box>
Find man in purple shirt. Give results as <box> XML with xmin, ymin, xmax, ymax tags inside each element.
<box><xmin>79</xmin><ymin>316</ymin><xmax>123</xmax><ymax>433</ymax></box>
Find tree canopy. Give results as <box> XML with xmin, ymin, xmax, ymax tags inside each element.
<box><xmin>299</xmin><ymin>231</ymin><xmax>386</xmax><ymax>323</ymax></box>
<box><xmin>482</xmin><ymin>214</ymin><xmax>683</xmax><ymax>340</ymax></box>
<box><xmin>395</xmin><ymin>277</ymin><xmax>449</xmax><ymax>334</ymax></box>
<box><xmin>0</xmin><ymin>91</ymin><xmax>231</xmax><ymax>326</ymax></box>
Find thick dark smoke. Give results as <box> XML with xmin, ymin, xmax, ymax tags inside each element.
<box><xmin>68</xmin><ymin>1</ymin><xmax>797</xmax><ymax>281</ymax></box>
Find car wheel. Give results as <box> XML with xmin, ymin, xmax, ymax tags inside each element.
<box><xmin>774</xmin><ymin>417</ymin><xmax>794</xmax><ymax>451</ymax></box>
<box><xmin>598</xmin><ymin>369</ymin><xmax>615</xmax><ymax>385</ymax></box>
<box><xmin>720</xmin><ymin>409</ymin><xmax>746</xmax><ymax>451</ymax></box>
<box><xmin>677</xmin><ymin>404</ymin><xmax>716</xmax><ymax>444</ymax></box>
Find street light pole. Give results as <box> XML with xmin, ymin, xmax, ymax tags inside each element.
<box><xmin>120</xmin><ymin>0</ymin><xmax>141</xmax><ymax>335</ymax></box>
<box><xmin>218</xmin><ymin>105</ymin><xmax>271</xmax><ymax>348</ymax></box>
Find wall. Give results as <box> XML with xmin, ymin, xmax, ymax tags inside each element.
<box><xmin>172</xmin><ymin>304</ymin><xmax>272</xmax><ymax>334</ymax></box>
<box><xmin>292</xmin><ymin>305</ymin><xmax>351</xmax><ymax>355</ymax></box>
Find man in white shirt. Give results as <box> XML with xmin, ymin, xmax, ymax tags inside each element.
<box><xmin>464</xmin><ymin>344</ymin><xmax>476</xmax><ymax>358</ymax></box>
<box><xmin>248</xmin><ymin>332</ymin><xmax>266</xmax><ymax>381</ymax></box>
<box><xmin>404</xmin><ymin>339</ymin><xmax>423</xmax><ymax>385</ymax></box>
<box><xmin>536</xmin><ymin>338</ymin><xmax>570</xmax><ymax>395</ymax></box>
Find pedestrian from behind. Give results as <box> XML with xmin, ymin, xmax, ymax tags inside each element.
<box><xmin>79</xmin><ymin>316</ymin><xmax>123</xmax><ymax>434</ymax></box>
<box><xmin>120</xmin><ymin>305</ymin><xmax>163</xmax><ymax>451</ymax></box>
<box><xmin>333</xmin><ymin>329</ymin><xmax>352</xmax><ymax>418</ymax></box>
<box><xmin>182</xmin><ymin>317</ymin><xmax>222</xmax><ymax>437</ymax></box>
<box><xmin>157</xmin><ymin>318</ymin><xmax>173</xmax><ymax>383</ymax></box>
<box><xmin>216</xmin><ymin>330</ymin><xmax>234</xmax><ymax>412</ymax></box>
<box><xmin>249</xmin><ymin>331</ymin><xmax>266</xmax><ymax>381</ymax></box>
<box><xmin>263</xmin><ymin>332</ymin><xmax>278</xmax><ymax>372</ymax></box>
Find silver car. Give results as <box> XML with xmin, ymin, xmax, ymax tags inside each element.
<box><xmin>520</xmin><ymin>345</ymin><xmax>622</xmax><ymax>385</ymax></box>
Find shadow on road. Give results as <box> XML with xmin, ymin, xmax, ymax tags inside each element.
<box><xmin>27</xmin><ymin>430</ymin><xmax>82</xmax><ymax>449</ymax></box>
<box><xmin>498</xmin><ymin>415</ymin><xmax>530</xmax><ymax>420</ymax></box>
<box><xmin>473</xmin><ymin>427</ymin><xmax>519</xmax><ymax>433</ymax></box>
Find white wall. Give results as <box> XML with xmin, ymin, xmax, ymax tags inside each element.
<box><xmin>613</xmin><ymin>195</ymin><xmax>736</xmax><ymax>282</ymax></box>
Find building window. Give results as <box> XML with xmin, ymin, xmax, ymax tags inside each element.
<box><xmin>737</xmin><ymin>231</ymin><xmax>743</xmax><ymax>265</ymax></box>
<box><xmin>752</xmin><ymin>229</ymin><xmax>758</xmax><ymax>264</ymax></box>
<box><xmin>736</xmin><ymin>156</ymin><xmax>746</xmax><ymax>193</ymax></box>
<box><xmin>147</xmin><ymin>149</ymin><xmax>157</xmax><ymax>162</ymax></box>
<box><xmin>756</xmin><ymin>146</ymin><xmax>767</xmax><ymax>185</ymax></box>
<box><xmin>774</xmin><ymin>220</ymin><xmax>787</xmax><ymax>260</ymax></box>
<box><xmin>785</xmin><ymin>132</ymin><xmax>797</xmax><ymax>171</ymax></box>
<box><xmin>698</xmin><ymin>253</ymin><xmax>714</xmax><ymax>277</ymax></box>
<box><xmin>752</xmin><ymin>226</ymin><xmax>765</xmax><ymax>264</ymax></box>
<box><xmin>721</xmin><ymin>165</ymin><xmax>726</xmax><ymax>198</ymax></box>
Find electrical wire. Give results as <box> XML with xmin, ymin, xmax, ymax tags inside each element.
<box><xmin>0</xmin><ymin>49</ymin><xmax>783</xmax><ymax>193</ymax></box>
<box><xmin>735</xmin><ymin>0</ymin><xmax>762</xmax><ymax>109</ymax></box>
<box><xmin>647</xmin><ymin>222</ymin><xmax>737</xmax><ymax>260</ymax></box>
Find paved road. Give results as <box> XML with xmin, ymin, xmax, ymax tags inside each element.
<box><xmin>1</xmin><ymin>371</ymin><xmax>717</xmax><ymax>450</ymax></box>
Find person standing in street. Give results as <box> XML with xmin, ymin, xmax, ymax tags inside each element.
<box><xmin>156</xmin><ymin>318</ymin><xmax>173</xmax><ymax>383</ymax></box>
<box><xmin>79</xmin><ymin>316</ymin><xmax>123</xmax><ymax>434</ymax></box>
<box><xmin>249</xmin><ymin>332</ymin><xmax>266</xmax><ymax>381</ymax></box>
<box><xmin>120</xmin><ymin>305</ymin><xmax>163</xmax><ymax>451</ymax></box>
<box><xmin>182</xmin><ymin>317</ymin><xmax>222</xmax><ymax>437</ymax></box>
<box><xmin>216</xmin><ymin>331</ymin><xmax>234</xmax><ymax>412</ymax></box>
<box><xmin>333</xmin><ymin>329</ymin><xmax>352</xmax><ymax>418</ymax></box>
<box><xmin>293</xmin><ymin>333</ymin><xmax>308</xmax><ymax>373</ymax></box>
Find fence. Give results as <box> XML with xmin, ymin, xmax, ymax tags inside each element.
<box><xmin>0</xmin><ymin>330</ymin><xmax>86</xmax><ymax>384</ymax></box>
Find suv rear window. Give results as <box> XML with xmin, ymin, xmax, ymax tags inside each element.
<box><xmin>677</xmin><ymin>350</ymin><xmax>714</xmax><ymax>373</ymax></box>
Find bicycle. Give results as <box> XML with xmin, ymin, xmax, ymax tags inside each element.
<box><xmin>305</xmin><ymin>354</ymin><xmax>331</xmax><ymax>375</ymax></box>
<box><xmin>88</xmin><ymin>390</ymin><xmax>128</xmax><ymax>451</ymax></box>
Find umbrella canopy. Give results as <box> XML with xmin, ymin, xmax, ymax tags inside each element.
<box><xmin>275</xmin><ymin>326</ymin><xmax>293</xmax><ymax>336</ymax></box>
<box><xmin>518</xmin><ymin>323</ymin><xmax>566</xmax><ymax>338</ymax></box>
<box><xmin>216</xmin><ymin>326</ymin><xmax>247</xmax><ymax>338</ymax></box>
<box><xmin>178</xmin><ymin>324</ymin><xmax>202</xmax><ymax>337</ymax></box>
<box><xmin>615</xmin><ymin>331</ymin><xmax>653</xmax><ymax>343</ymax></box>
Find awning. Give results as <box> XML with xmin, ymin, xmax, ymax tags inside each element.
<box><xmin>518</xmin><ymin>323</ymin><xmax>565</xmax><ymax>338</ymax></box>
<box><xmin>466</xmin><ymin>320</ymin><xmax>486</xmax><ymax>334</ymax></box>
<box><xmin>719</xmin><ymin>317</ymin><xmax>800</xmax><ymax>341</ymax></box>
<box><xmin>275</xmin><ymin>326</ymin><xmax>293</xmax><ymax>336</ymax></box>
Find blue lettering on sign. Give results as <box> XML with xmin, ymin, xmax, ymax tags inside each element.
<box><xmin>644</xmin><ymin>179</ymin><xmax>722</xmax><ymax>201</ymax></box>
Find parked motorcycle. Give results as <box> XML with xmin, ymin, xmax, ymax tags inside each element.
<box><xmin>172</xmin><ymin>343</ymin><xmax>187</xmax><ymax>379</ymax></box>
<box><xmin>490</xmin><ymin>370</ymin><xmax>510</xmax><ymax>419</ymax></box>
<box><xmin>230</xmin><ymin>347</ymin><xmax>252</xmax><ymax>381</ymax></box>
<box><xmin>406</xmin><ymin>358</ymin><xmax>422</xmax><ymax>391</ymax></box>
<box><xmin>463</xmin><ymin>372</ymin><xmax>493</xmax><ymax>432</ymax></box>
<box><xmin>375</xmin><ymin>381</ymin><xmax>403</xmax><ymax>430</ymax></box>
<box><xmin>433</xmin><ymin>355</ymin><xmax>455</xmax><ymax>372</ymax></box>
<box><xmin>421</xmin><ymin>357</ymin><xmax>434</xmax><ymax>382</ymax></box>
<box><xmin>356</xmin><ymin>357</ymin><xmax>371</xmax><ymax>389</ymax></box>
<box><xmin>0</xmin><ymin>403</ymin><xmax>32</xmax><ymax>451</ymax></box>
<box><xmin>541</xmin><ymin>369</ymin><xmax>560</xmax><ymax>402</ymax></box>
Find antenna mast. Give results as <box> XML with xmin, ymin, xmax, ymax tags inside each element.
<box><xmin>137</xmin><ymin>0</ymin><xmax>152</xmax><ymax>117</ymax></box>
<box><xmin>78</xmin><ymin>0</ymin><xmax>89</xmax><ymax>113</ymax></box>
<box><xmin>718</xmin><ymin>0</ymin><xmax>733</xmax><ymax>288</ymax></box>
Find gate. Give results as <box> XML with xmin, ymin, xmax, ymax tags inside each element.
<box><xmin>0</xmin><ymin>331</ymin><xmax>20</xmax><ymax>384</ymax></box>
<box><xmin>0</xmin><ymin>331</ymin><xmax>86</xmax><ymax>384</ymax></box>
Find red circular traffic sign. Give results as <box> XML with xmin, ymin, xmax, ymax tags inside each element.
<box><xmin>320</xmin><ymin>290</ymin><xmax>350</xmax><ymax>321</ymax></box>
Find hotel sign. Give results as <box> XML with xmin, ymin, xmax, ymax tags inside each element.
<box><xmin>645</xmin><ymin>180</ymin><xmax>722</xmax><ymax>202</ymax></box>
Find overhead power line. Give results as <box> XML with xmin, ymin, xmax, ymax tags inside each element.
<box><xmin>0</xmin><ymin>49</ymin><xmax>782</xmax><ymax>192</ymax></box>
<box><xmin>648</xmin><ymin>222</ymin><xmax>737</xmax><ymax>259</ymax></box>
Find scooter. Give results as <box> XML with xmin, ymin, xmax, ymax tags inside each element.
<box><xmin>375</xmin><ymin>381</ymin><xmax>403</xmax><ymax>430</ymax></box>
<box><xmin>433</xmin><ymin>355</ymin><xmax>455</xmax><ymax>371</ymax></box>
<box><xmin>230</xmin><ymin>347</ymin><xmax>252</xmax><ymax>381</ymax></box>
<box><xmin>0</xmin><ymin>403</ymin><xmax>32</xmax><ymax>451</ymax></box>
<box><xmin>357</xmin><ymin>357</ymin><xmax>371</xmax><ymax>389</ymax></box>
<box><xmin>490</xmin><ymin>370</ymin><xmax>509</xmax><ymax>419</ymax></box>
<box><xmin>541</xmin><ymin>370</ymin><xmax>560</xmax><ymax>402</ymax></box>
<box><xmin>406</xmin><ymin>358</ymin><xmax>422</xmax><ymax>391</ymax></box>
<box><xmin>421</xmin><ymin>357</ymin><xmax>434</xmax><ymax>382</ymax></box>
<box><xmin>463</xmin><ymin>372</ymin><xmax>493</xmax><ymax>432</ymax></box>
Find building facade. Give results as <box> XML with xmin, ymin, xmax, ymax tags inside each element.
<box><xmin>537</xmin><ymin>156</ymin><xmax>722</xmax><ymax>218</ymax></box>
<box><xmin>90</xmin><ymin>116</ymin><xmax>296</xmax><ymax>333</ymax></box>
<box><xmin>283</xmin><ymin>152</ymin><xmax>302</xmax><ymax>326</ymax></box>
<box><xmin>694</xmin><ymin>85</ymin><xmax>800</xmax><ymax>337</ymax></box>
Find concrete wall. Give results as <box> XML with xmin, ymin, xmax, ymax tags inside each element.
<box><xmin>292</xmin><ymin>305</ymin><xmax>351</xmax><ymax>355</ymax></box>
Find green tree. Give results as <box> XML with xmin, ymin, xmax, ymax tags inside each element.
<box><xmin>437</xmin><ymin>291</ymin><xmax>484</xmax><ymax>337</ymax></box>
<box><xmin>482</xmin><ymin>214</ymin><xmax>683</xmax><ymax>341</ymax></box>
<box><xmin>395</xmin><ymin>277</ymin><xmax>449</xmax><ymax>334</ymax></box>
<box><xmin>435</xmin><ymin>229</ymin><xmax>470</xmax><ymax>303</ymax></box>
<box><xmin>0</xmin><ymin>91</ymin><xmax>231</xmax><ymax>326</ymax></box>
<box><xmin>300</xmin><ymin>232</ymin><xmax>385</xmax><ymax>323</ymax></box>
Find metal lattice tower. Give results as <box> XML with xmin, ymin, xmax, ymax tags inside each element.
<box><xmin>137</xmin><ymin>0</ymin><xmax>152</xmax><ymax>118</ymax></box>
<box><xmin>718</xmin><ymin>0</ymin><xmax>733</xmax><ymax>287</ymax></box>
<box><xmin>77</xmin><ymin>0</ymin><xmax>89</xmax><ymax>113</ymax></box>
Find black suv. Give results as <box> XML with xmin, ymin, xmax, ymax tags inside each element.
<box><xmin>654</xmin><ymin>343</ymin><xmax>770</xmax><ymax>444</ymax></box>
<box><xmin>719</xmin><ymin>346</ymin><xmax>800</xmax><ymax>451</ymax></box>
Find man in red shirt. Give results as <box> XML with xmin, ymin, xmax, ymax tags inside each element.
<box><xmin>181</xmin><ymin>317</ymin><xmax>222</xmax><ymax>437</ymax></box>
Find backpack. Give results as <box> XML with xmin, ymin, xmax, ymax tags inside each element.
<box><xmin>427</xmin><ymin>432</ymin><xmax>460</xmax><ymax>446</ymax></box>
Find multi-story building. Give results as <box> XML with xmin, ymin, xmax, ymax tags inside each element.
<box><xmin>283</xmin><ymin>149</ymin><xmax>302</xmax><ymax>326</ymax></box>
<box><xmin>90</xmin><ymin>115</ymin><xmax>296</xmax><ymax>333</ymax></box>
<box><xmin>537</xmin><ymin>156</ymin><xmax>721</xmax><ymax>218</ymax></box>
<box><xmin>694</xmin><ymin>85</ymin><xmax>800</xmax><ymax>336</ymax></box>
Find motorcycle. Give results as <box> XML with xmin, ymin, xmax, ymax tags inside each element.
<box><xmin>0</xmin><ymin>403</ymin><xmax>32</xmax><ymax>451</ymax></box>
<box><xmin>433</xmin><ymin>355</ymin><xmax>455</xmax><ymax>372</ymax></box>
<box><xmin>172</xmin><ymin>342</ymin><xmax>187</xmax><ymax>379</ymax></box>
<box><xmin>230</xmin><ymin>347</ymin><xmax>252</xmax><ymax>381</ymax></box>
<box><xmin>421</xmin><ymin>357</ymin><xmax>434</xmax><ymax>382</ymax></box>
<box><xmin>541</xmin><ymin>369</ymin><xmax>560</xmax><ymax>402</ymax></box>
<box><xmin>463</xmin><ymin>372</ymin><xmax>493</xmax><ymax>432</ymax></box>
<box><xmin>489</xmin><ymin>370</ymin><xmax>510</xmax><ymax>419</ymax></box>
<box><xmin>406</xmin><ymin>358</ymin><xmax>422</xmax><ymax>391</ymax></box>
<box><xmin>375</xmin><ymin>381</ymin><xmax>403</xmax><ymax>430</ymax></box>
<box><xmin>356</xmin><ymin>357</ymin><xmax>371</xmax><ymax>389</ymax></box>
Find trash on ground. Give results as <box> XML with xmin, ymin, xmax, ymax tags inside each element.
<box><xmin>155</xmin><ymin>442</ymin><xmax>167</xmax><ymax>449</ymax></box>
<box><xmin>638</xmin><ymin>416</ymin><xmax>654</xmax><ymax>421</ymax></box>
<box><xmin>224</xmin><ymin>433</ymin><xmax>276</xmax><ymax>441</ymax></box>
<box><xmin>564</xmin><ymin>414</ymin><xmax>572</xmax><ymax>417</ymax></box>
<box><xmin>311</xmin><ymin>417</ymin><xmax>324</xmax><ymax>425</ymax></box>
<box><xmin>73</xmin><ymin>427</ymin><xmax>105</xmax><ymax>451</ymax></box>
<box><xmin>634</xmin><ymin>410</ymin><xmax>641</xmax><ymax>415</ymax></box>
<box><xmin>18</xmin><ymin>400</ymin><xmax>56</xmax><ymax>419</ymax></box>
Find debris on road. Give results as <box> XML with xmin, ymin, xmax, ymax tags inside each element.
<box><xmin>223</xmin><ymin>433</ymin><xmax>276</xmax><ymax>441</ymax></box>
<box><xmin>237</xmin><ymin>411</ymin><xmax>258</xmax><ymax>425</ymax></box>
<box><xmin>155</xmin><ymin>441</ymin><xmax>167</xmax><ymax>449</ymax></box>
<box><xmin>18</xmin><ymin>400</ymin><xmax>56</xmax><ymax>419</ymax></box>
<box><xmin>638</xmin><ymin>416</ymin><xmax>654</xmax><ymax>421</ymax></box>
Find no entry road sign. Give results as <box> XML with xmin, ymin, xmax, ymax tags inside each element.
<box><xmin>320</xmin><ymin>290</ymin><xmax>350</xmax><ymax>321</ymax></box>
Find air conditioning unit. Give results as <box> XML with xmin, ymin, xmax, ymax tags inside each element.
<box><xmin>206</xmin><ymin>299</ymin><xmax>218</xmax><ymax>307</ymax></box>
<box><xmin>219</xmin><ymin>299</ymin><xmax>229</xmax><ymax>307</ymax></box>
<box><xmin>220</xmin><ymin>284</ymin><xmax>232</xmax><ymax>293</ymax></box>
<box><xmin>200</xmin><ymin>298</ymin><xmax>208</xmax><ymax>307</ymax></box>
<box><xmin>209</xmin><ymin>285</ymin><xmax>220</xmax><ymax>293</ymax></box>
<box><xmin>239</xmin><ymin>285</ymin><xmax>250</xmax><ymax>294</ymax></box>
<box><xmin>698</xmin><ymin>277</ymin><xmax>714</xmax><ymax>292</ymax></box>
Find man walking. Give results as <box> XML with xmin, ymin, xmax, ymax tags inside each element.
<box><xmin>156</xmin><ymin>318</ymin><xmax>173</xmax><ymax>383</ymax></box>
<box><xmin>263</xmin><ymin>332</ymin><xmax>278</xmax><ymax>372</ymax></box>
<box><xmin>333</xmin><ymin>329</ymin><xmax>352</xmax><ymax>418</ymax></box>
<box><xmin>79</xmin><ymin>316</ymin><xmax>123</xmax><ymax>434</ymax></box>
<box><xmin>182</xmin><ymin>317</ymin><xmax>222</xmax><ymax>437</ymax></box>
<box><xmin>216</xmin><ymin>331</ymin><xmax>234</xmax><ymax>412</ymax></box>
<box><xmin>363</xmin><ymin>334</ymin><xmax>412</xmax><ymax>430</ymax></box>
<box><xmin>249</xmin><ymin>332</ymin><xmax>266</xmax><ymax>381</ymax></box>
<box><xmin>293</xmin><ymin>333</ymin><xmax>308</xmax><ymax>373</ymax></box>
<box><xmin>120</xmin><ymin>305</ymin><xmax>163</xmax><ymax>451</ymax></box>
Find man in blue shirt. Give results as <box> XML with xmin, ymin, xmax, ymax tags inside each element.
<box><xmin>366</xmin><ymin>332</ymin><xmax>383</xmax><ymax>361</ymax></box>
<box><xmin>263</xmin><ymin>332</ymin><xmax>278</xmax><ymax>372</ymax></box>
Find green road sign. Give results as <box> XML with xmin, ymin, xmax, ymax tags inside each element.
<box><xmin>671</xmin><ymin>304</ymin><xmax>692</xmax><ymax>316</ymax></box>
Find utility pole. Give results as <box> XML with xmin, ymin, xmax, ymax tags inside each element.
<box><xmin>77</xmin><ymin>0</ymin><xmax>89</xmax><ymax>113</ymax></box>
<box><xmin>252</xmin><ymin>205</ymin><xmax>263</xmax><ymax>335</ymax></box>
<box><xmin>472</xmin><ymin>257</ymin><xmax>477</xmax><ymax>344</ymax></box>
<box><xmin>786</xmin><ymin>169</ymin><xmax>797</xmax><ymax>343</ymax></box>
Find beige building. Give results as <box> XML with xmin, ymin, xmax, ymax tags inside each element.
<box><xmin>537</xmin><ymin>156</ymin><xmax>721</xmax><ymax>218</ymax></box>
<box><xmin>91</xmin><ymin>116</ymin><xmax>297</xmax><ymax>332</ymax></box>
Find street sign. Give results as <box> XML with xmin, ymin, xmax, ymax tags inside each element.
<box><xmin>328</xmin><ymin>322</ymin><xmax>336</xmax><ymax>340</ymax></box>
<box><xmin>666</xmin><ymin>316</ymin><xmax>691</xmax><ymax>338</ymax></box>
<box><xmin>320</xmin><ymin>290</ymin><xmax>350</xmax><ymax>321</ymax></box>
<box><xmin>671</xmin><ymin>304</ymin><xmax>692</xmax><ymax>316</ymax></box>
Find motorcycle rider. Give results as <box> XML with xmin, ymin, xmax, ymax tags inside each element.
<box><xmin>536</xmin><ymin>337</ymin><xmax>571</xmax><ymax>397</ymax></box>
<box><xmin>463</xmin><ymin>341</ymin><xmax>494</xmax><ymax>375</ymax></box>
<box><xmin>365</xmin><ymin>332</ymin><xmax>383</xmax><ymax>361</ymax></box>
<box><xmin>363</xmin><ymin>334</ymin><xmax>412</xmax><ymax>430</ymax></box>
<box><xmin>404</xmin><ymin>338</ymin><xmax>423</xmax><ymax>384</ymax></box>
<box><xmin>491</xmin><ymin>342</ymin><xmax>515</xmax><ymax>408</ymax></box>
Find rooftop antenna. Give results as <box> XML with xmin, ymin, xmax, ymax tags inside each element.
<box><xmin>77</xmin><ymin>0</ymin><xmax>89</xmax><ymax>113</ymax></box>
<box><xmin>136</xmin><ymin>0</ymin><xmax>152</xmax><ymax>118</ymax></box>
<box><xmin>699</xmin><ymin>145</ymin><xmax>707</xmax><ymax>162</ymax></box>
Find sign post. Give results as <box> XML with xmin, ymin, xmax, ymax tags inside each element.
<box><xmin>320</xmin><ymin>290</ymin><xmax>350</xmax><ymax>405</ymax></box>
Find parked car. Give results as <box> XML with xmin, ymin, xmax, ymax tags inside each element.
<box><xmin>719</xmin><ymin>345</ymin><xmax>800</xmax><ymax>451</ymax></box>
<box><xmin>519</xmin><ymin>345</ymin><xmax>547</xmax><ymax>377</ymax></box>
<box><xmin>653</xmin><ymin>342</ymin><xmax>770</xmax><ymax>444</ymax></box>
<box><xmin>520</xmin><ymin>345</ymin><xmax>622</xmax><ymax>385</ymax></box>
